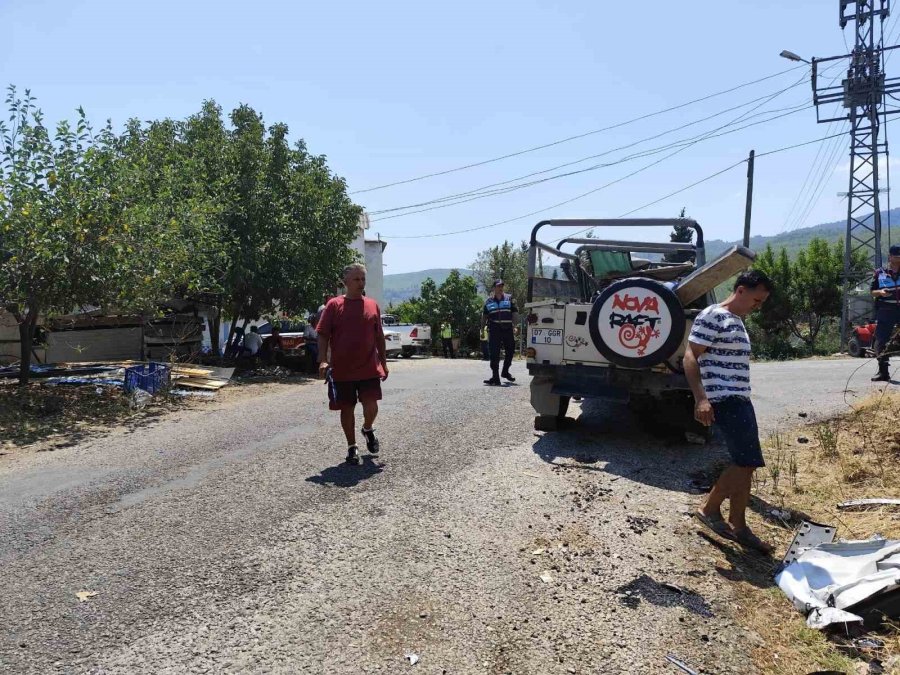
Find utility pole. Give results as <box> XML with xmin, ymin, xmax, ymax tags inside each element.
<box><xmin>743</xmin><ymin>149</ymin><xmax>755</xmax><ymax>248</ymax></box>
<box><xmin>811</xmin><ymin>0</ymin><xmax>900</xmax><ymax>348</ymax></box>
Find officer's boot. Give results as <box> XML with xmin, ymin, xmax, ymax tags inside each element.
<box><xmin>484</xmin><ymin>369</ymin><xmax>501</xmax><ymax>386</ymax></box>
<box><xmin>871</xmin><ymin>359</ymin><xmax>891</xmax><ymax>382</ymax></box>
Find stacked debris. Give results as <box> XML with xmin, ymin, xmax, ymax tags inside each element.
<box><xmin>0</xmin><ymin>361</ymin><xmax>233</xmax><ymax>396</ymax></box>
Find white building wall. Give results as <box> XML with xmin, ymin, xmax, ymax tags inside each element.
<box><xmin>364</xmin><ymin>240</ymin><xmax>386</xmax><ymax>307</ymax></box>
<box><xmin>346</xmin><ymin>212</ymin><xmax>387</xmax><ymax>307</ymax></box>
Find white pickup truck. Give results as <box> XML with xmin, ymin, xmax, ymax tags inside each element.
<box><xmin>526</xmin><ymin>218</ymin><xmax>756</xmax><ymax>437</ymax></box>
<box><xmin>381</xmin><ymin>315</ymin><xmax>432</xmax><ymax>358</ymax></box>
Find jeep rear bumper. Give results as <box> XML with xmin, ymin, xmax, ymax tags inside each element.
<box><xmin>527</xmin><ymin>362</ymin><xmax>688</xmax><ymax>402</ymax></box>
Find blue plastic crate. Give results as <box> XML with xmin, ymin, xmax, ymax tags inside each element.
<box><xmin>124</xmin><ymin>362</ymin><xmax>170</xmax><ymax>395</ymax></box>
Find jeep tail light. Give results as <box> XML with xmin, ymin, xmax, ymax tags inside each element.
<box><xmin>410</xmin><ymin>327</ymin><xmax>418</xmax><ymax>338</ymax></box>
<box><xmin>527</xmin><ymin>313</ymin><xmax>538</xmax><ymax>324</ymax></box>
<box><xmin>525</xmin><ymin>347</ymin><xmax>537</xmax><ymax>358</ymax></box>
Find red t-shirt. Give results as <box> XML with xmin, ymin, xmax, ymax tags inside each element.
<box><xmin>316</xmin><ymin>295</ymin><xmax>386</xmax><ymax>382</ymax></box>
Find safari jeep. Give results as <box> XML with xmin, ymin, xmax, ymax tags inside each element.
<box><xmin>525</xmin><ymin>218</ymin><xmax>755</xmax><ymax>436</ymax></box>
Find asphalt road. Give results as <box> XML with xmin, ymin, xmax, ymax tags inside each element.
<box><xmin>0</xmin><ymin>356</ymin><xmax>888</xmax><ymax>674</ymax></box>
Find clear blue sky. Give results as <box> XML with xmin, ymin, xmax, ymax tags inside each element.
<box><xmin>3</xmin><ymin>0</ymin><xmax>896</xmax><ymax>273</ymax></box>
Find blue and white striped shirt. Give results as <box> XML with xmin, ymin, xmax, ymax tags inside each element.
<box><xmin>688</xmin><ymin>305</ymin><xmax>751</xmax><ymax>401</ymax></box>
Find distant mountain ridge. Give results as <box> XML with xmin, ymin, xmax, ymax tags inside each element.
<box><xmin>705</xmin><ymin>208</ymin><xmax>900</xmax><ymax>260</ymax></box>
<box><xmin>382</xmin><ymin>268</ymin><xmax>473</xmax><ymax>305</ymax></box>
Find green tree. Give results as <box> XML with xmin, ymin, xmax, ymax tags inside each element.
<box><xmin>664</xmin><ymin>207</ymin><xmax>694</xmax><ymax>263</ymax></box>
<box><xmin>220</xmin><ymin>105</ymin><xmax>361</xmax><ymax>351</ymax></box>
<box><xmin>0</xmin><ymin>88</ymin><xmax>156</xmax><ymax>384</ymax></box>
<box><xmin>752</xmin><ymin>237</ymin><xmax>868</xmax><ymax>351</ymax></box>
<box><xmin>436</xmin><ymin>270</ymin><xmax>481</xmax><ymax>347</ymax></box>
<box><xmin>391</xmin><ymin>296</ymin><xmax>426</xmax><ymax>324</ymax></box>
<box><xmin>470</xmin><ymin>240</ymin><xmax>528</xmax><ymax>312</ymax></box>
<box><xmin>117</xmin><ymin>107</ymin><xmax>232</xmax><ymax>344</ymax></box>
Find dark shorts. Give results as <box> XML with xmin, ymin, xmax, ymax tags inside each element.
<box><xmin>328</xmin><ymin>377</ymin><xmax>382</xmax><ymax>411</ymax></box>
<box><xmin>711</xmin><ymin>396</ymin><xmax>765</xmax><ymax>468</ymax></box>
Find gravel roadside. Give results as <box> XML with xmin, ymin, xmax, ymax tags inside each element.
<box><xmin>0</xmin><ymin>357</ymin><xmax>882</xmax><ymax>673</ymax></box>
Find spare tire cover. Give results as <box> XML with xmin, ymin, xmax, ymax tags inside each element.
<box><xmin>588</xmin><ymin>278</ymin><xmax>686</xmax><ymax>368</ymax></box>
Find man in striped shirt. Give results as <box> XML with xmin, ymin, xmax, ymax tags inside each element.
<box><xmin>683</xmin><ymin>270</ymin><xmax>774</xmax><ymax>554</ymax></box>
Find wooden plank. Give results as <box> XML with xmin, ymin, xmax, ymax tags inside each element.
<box><xmin>175</xmin><ymin>378</ymin><xmax>229</xmax><ymax>390</ymax></box>
<box><xmin>170</xmin><ymin>366</ymin><xmax>215</xmax><ymax>377</ymax></box>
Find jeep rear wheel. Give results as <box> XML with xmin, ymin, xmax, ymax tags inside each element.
<box><xmin>588</xmin><ymin>277</ymin><xmax>686</xmax><ymax>369</ymax></box>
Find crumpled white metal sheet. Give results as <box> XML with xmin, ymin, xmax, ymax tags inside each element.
<box><xmin>775</xmin><ymin>538</ymin><xmax>900</xmax><ymax>629</ymax></box>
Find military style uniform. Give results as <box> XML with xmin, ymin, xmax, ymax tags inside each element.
<box><xmin>871</xmin><ymin>258</ymin><xmax>900</xmax><ymax>381</ymax></box>
<box><xmin>483</xmin><ymin>292</ymin><xmax>518</xmax><ymax>384</ymax></box>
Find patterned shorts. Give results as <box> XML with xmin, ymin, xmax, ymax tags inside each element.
<box><xmin>711</xmin><ymin>396</ymin><xmax>765</xmax><ymax>468</ymax></box>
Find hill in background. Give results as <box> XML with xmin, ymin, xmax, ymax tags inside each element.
<box><xmin>383</xmin><ymin>269</ymin><xmax>473</xmax><ymax>306</ymax></box>
<box><xmin>705</xmin><ymin>208</ymin><xmax>900</xmax><ymax>260</ymax></box>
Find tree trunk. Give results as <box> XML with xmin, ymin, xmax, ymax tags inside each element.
<box><xmin>223</xmin><ymin>304</ymin><xmax>243</xmax><ymax>359</ymax></box>
<box><xmin>207</xmin><ymin>303</ymin><xmax>221</xmax><ymax>360</ymax></box>
<box><xmin>16</xmin><ymin>305</ymin><xmax>37</xmax><ymax>386</ymax></box>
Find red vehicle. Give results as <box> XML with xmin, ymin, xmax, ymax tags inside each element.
<box><xmin>848</xmin><ymin>321</ymin><xmax>900</xmax><ymax>357</ymax></box>
<box><xmin>847</xmin><ymin>322</ymin><xmax>876</xmax><ymax>357</ymax></box>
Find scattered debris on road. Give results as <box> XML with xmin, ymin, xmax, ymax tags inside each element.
<box><xmin>75</xmin><ymin>591</ymin><xmax>98</xmax><ymax>602</ymax></box>
<box><xmin>838</xmin><ymin>498</ymin><xmax>900</xmax><ymax>512</ymax></box>
<box><xmin>626</xmin><ymin>515</ymin><xmax>658</xmax><ymax>535</ymax></box>
<box><xmin>665</xmin><ymin>653</ymin><xmax>699</xmax><ymax>675</ymax></box>
<box><xmin>776</xmin><ymin>534</ymin><xmax>900</xmax><ymax>630</ymax></box>
<box><xmin>539</xmin><ymin>571</ymin><xmax>554</xmax><ymax>584</ymax></box>
<box><xmin>404</xmin><ymin>653</ymin><xmax>419</xmax><ymax>665</ymax></box>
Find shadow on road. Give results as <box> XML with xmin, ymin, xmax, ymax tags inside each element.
<box><xmin>532</xmin><ymin>397</ymin><xmax>730</xmax><ymax>495</ymax></box>
<box><xmin>305</xmin><ymin>455</ymin><xmax>385</xmax><ymax>488</ymax></box>
<box><xmin>697</xmin><ymin>531</ymin><xmax>777</xmax><ymax>589</ymax></box>
<box><xmin>614</xmin><ymin>573</ymin><xmax>715</xmax><ymax>617</ymax></box>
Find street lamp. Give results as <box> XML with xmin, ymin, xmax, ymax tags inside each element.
<box><xmin>780</xmin><ymin>49</ymin><xmax>811</xmax><ymax>64</ymax></box>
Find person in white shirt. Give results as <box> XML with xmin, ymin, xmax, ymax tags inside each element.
<box><xmin>242</xmin><ymin>325</ymin><xmax>263</xmax><ymax>356</ymax></box>
<box><xmin>683</xmin><ymin>270</ymin><xmax>774</xmax><ymax>554</ymax></box>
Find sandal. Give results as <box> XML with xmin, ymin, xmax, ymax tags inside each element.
<box><xmin>694</xmin><ymin>511</ymin><xmax>735</xmax><ymax>541</ymax></box>
<box><xmin>732</xmin><ymin>527</ymin><xmax>774</xmax><ymax>554</ymax></box>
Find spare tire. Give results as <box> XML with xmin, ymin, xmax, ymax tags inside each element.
<box><xmin>588</xmin><ymin>277</ymin><xmax>686</xmax><ymax>369</ymax></box>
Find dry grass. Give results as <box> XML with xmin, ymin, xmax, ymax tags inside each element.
<box><xmin>724</xmin><ymin>391</ymin><xmax>900</xmax><ymax>674</ymax></box>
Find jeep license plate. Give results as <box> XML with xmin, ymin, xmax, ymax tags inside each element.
<box><xmin>531</xmin><ymin>328</ymin><xmax>562</xmax><ymax>345</ymax></box>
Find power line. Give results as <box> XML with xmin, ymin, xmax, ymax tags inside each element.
<box><xmin>384</xmin><ymin>131</ymin><xmax>847</xmax><ymax>240</ymax></box>
<box><xmin>371</xmin><ymin>102</ymin><xmax>811</xmax><ymax>222</ymax></box>
<box><xmin>778</xmin><ymin>60</ymin><xmax>848</xmax><ymax>231</ymax></box>
<box><xmin>780</xmin><ymin>120</ymin><xmax>840</xmax><ymax>229</ymax></box>
<box><xmin>369</xmin><ymin>95</ymin><xmax>812</xmax><ymax>219</ymax></box>
<box><xmin>553</xmin><ymin>131</ymin><xmax>851</xmax><ymax>244</ymax></box>
<box><xmin>371</xmin><ymin>73</ymin><xmax>810</xmax><ymax>223</ymax></box>
<box><xmin>785</xmin><ymin>124</ymin><xmax>849</xmax><ymax>231</ymax></box>
<box><xmin>351</xmin><ymin>64</ymin><xmax>808</xmax><ymax>194</ymax></box>
<box><xmin>783</xmin><ymin>119</ymin><xmax>847</xmax><ymax>231</ymax></box>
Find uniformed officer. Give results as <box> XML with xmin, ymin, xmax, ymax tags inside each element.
<box><xmin>482</xmin><ymin>279</ymin><xmax>518</xmax><ymax>385</ymax></box>
<box><xmin>870</xmin><ymin>243</ymin><xmax>900</xmax><ymax>382</ymax></box>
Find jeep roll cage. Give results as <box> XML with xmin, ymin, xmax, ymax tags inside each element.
<box><xmin>526</xmin><ymin>219</ymin><xmax>705</xmax><ymax>304</ymax></box>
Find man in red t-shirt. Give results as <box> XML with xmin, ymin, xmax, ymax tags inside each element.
<box><xmin>317</xmin><ymin>263</ymin><xmax>389</xmax><ymax>465</ymax></box>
